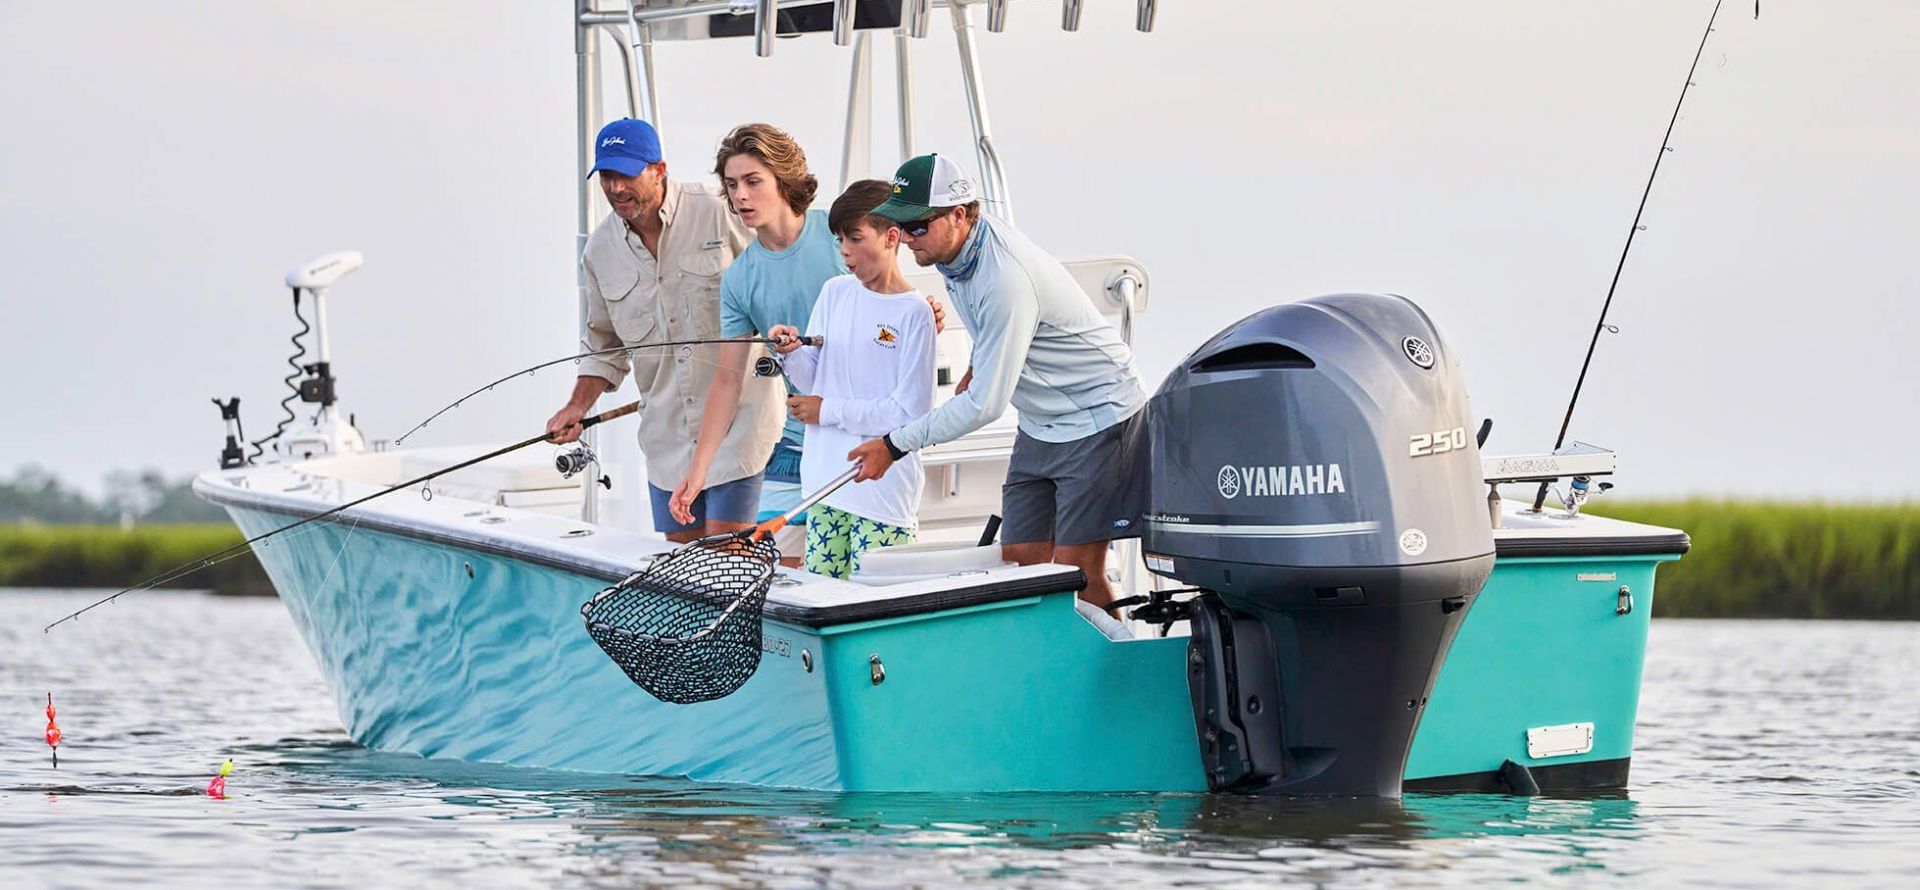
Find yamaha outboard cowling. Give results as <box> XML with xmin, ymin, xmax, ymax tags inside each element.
<box><xmin>1144</xmin><ymin>293</ymin><xmax>1494</xmax><ymax>797</ymax></box>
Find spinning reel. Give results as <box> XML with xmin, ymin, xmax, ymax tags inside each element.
<box><xmin>1552</xmin><ymin>474</ymin><xmax>1614</xmax><ymax>519</ymax></box>
<box><xmin>555</xmin><ymin>443</ymin><xmax>612</xmax><ymax>490</ymax></box>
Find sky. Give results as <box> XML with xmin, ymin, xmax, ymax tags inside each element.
<box><xmin>2</xmin><ymin>1</ymin><xmax>1916</xmax><ymax>500</ymax></box>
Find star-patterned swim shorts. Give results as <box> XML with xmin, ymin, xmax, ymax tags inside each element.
<box><xmin>802</xmin><ymin>503</ymin><xmax>915</xmax><ymax>580</ymax></box>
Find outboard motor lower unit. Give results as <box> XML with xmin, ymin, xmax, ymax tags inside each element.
<box><xmin>1144</xmin><ymin>293</ymin><xmax>1494</xmax><ymax>797</ymax></box>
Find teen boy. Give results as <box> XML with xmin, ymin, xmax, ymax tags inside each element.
<box><xmin>669</xmin><ymin>123</ymin><xmax>844</xmax><ymax>559</ymax></box>
<box><xmin>768</xmin><ymin>180</ymin><xmax>936</xmax><ymax>578</ymax></box>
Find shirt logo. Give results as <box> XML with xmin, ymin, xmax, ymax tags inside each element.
<box><xmin>701</xmin><ymin>239</ymin><xmax>723</xmax><ymax>249</ymax></box>
<box><xmin>874</xmin><ymin>324</ymin><xmax>900</xmax><ymax>348</ymax></box>
<box><xmin>601</xmin><ymin>136</ymin><xmax>627</xmax><ymax>147</ymax></box>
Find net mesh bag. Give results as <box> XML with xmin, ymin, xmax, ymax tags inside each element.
<box><xmin>580</xmin><ymin>536</ymin><xmax>778</xmax><ymax>704</ymax></box>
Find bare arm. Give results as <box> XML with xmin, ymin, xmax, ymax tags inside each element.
<box><xmin>669</xmin><ymin>339</ymin><xmax>753</xmax><ymax>523</ymax></box>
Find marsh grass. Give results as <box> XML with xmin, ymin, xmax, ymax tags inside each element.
<box><xmin>0</xmin><ymin>524</ymin><xmax>270</xmax><ymax>596</ymax></box>
<box><xmin>1590</xmin><ymin>501</ymin><xmax>1920</xmax><ymax>619</ymax></box>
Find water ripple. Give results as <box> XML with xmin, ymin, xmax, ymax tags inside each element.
<box><xmin>4</xmin><ymin>590</ymin><xmax>1919</xmax><ymax>887</ymax></box>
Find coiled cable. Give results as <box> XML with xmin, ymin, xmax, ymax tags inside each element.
<box><xmin>247</xmin><ymin>287</ymin><xmax>309</xmax><ymax>461</ymax></box>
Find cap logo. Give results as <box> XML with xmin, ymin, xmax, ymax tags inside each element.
<box><xmin>889</xmin><ymin>176</ymin><xmax>909</xmax><ymax>194</ymax></box>
<box><xmin>601</xmin><ymin>136</ymin><xmax>627</xmax><ymax>147</ymax></box>
<box><xmin>946</xmin><ymin>179</ymin><xmax>973</xmax><ymax>201</ymax></box>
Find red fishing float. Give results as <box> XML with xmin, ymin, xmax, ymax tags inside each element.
<box><xmin>45</xmin><ymin>693</ymin><xmax>61</xmax><ymax>768</ymax></box>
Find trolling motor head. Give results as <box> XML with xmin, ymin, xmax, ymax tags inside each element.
<box><xmin>285</xmin><ymin>251</ymin><xmax>364</xmax><ymax>290</ymax></box>
<box><xmin>1143</xmin><ymin>293</ymin><xmax>1495</xmax><ymax>797</ymax></box>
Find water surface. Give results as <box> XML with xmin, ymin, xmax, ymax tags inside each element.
<box><xmin>4</xmin><ymin>590</ymin><xmax>1917</xmax><ymax>887</ymax></box>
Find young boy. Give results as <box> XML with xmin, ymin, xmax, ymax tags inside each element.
<box><xmin>768</xmin><ymin>180</ymin><xmax>936</xmax><ymax>578</ymax></box>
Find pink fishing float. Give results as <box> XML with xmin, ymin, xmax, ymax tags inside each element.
<box><xmin>207</xmin><ymin>759</ymin><xmax>233</xmax><ymax>799</ymax></box>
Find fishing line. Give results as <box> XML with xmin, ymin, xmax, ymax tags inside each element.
<box><xmin>1533</xmin><ymin>0</ymin><xmax>1734</xmax><ymax>512</ymax></box>
<box><xmin>42</xmin><ymin>400</ymin><xmax>641</xmax><ymax>633</ymax></box>
<box><xmin>392</xmin><ymin>335</ymin><xmax>815</xmax><ymax>446</ymax></box>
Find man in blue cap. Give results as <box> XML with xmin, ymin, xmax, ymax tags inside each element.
<box><xmin>547</xmin><ymin>118</ymin><xmax>784</xmax><ymax>543</ymax></box>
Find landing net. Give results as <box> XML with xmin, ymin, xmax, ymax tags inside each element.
<box><xmin>580</xmin><ymin>536</ymin><xmax>777</xmax><ymax>704</ymax></box>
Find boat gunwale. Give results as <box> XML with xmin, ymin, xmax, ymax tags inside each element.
<box><xmin>194</xmin><ymin>470</ymin><xmax>1087</xmax><ymax>628</ymax></box>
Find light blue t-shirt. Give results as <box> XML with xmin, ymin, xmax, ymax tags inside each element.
<box><xmin>720</xmin><ymin>209</ymin><xmax>847</xmax><ymax>446</ymax></box>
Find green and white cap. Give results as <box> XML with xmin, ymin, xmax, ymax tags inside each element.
<box><xmin>872</xmin><ymin>153</ymin><xmax>977</xmax><ymax>223</ymax></box>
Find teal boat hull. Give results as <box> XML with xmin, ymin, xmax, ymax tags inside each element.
<box><xmin>221</xmin><ymin>498</ymin><xmax>1679</xmax><ymax>793</ymax></box>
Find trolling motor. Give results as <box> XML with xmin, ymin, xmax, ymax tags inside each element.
<box><xmin>1142</xmin><ymin>293</ymin><xmax>1496</xmax><ymax>797</ymax></box>
<box><xmin>263</xmin><ymin>252</ymin><xmax>369</xmax><ymax>461</ymax></box>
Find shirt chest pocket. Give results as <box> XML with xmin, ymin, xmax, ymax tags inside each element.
<box><xmin>589</xmin><ymin>247</ymin><xmax>662</xmax><ymax>345</ymax></box>
<box><xmin>673</xmin><ymin>246</ymin><xmax>726</xmax><ymax>339</ymax></box>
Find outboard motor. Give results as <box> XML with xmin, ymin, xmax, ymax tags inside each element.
<box><xmin>1143</xmin><ymin>293</ymin><xmax>1494</xmax><ymax>797</ymax></box>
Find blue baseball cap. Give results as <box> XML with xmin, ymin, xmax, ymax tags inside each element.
<box><xmin>590</xmin><ymin>118</ymin><xmax>663</xmax><ymax>178</ymax></box>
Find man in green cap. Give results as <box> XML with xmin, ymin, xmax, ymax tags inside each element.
<box><xmin>845</xmin><ymin>154</ymin><xmax>1148</xmax><ymax>609</ymax></box>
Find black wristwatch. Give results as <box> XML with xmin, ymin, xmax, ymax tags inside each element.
<box><xmin>882</xmin><ymin>433</ymin><xmax>909</xmax><ymax>461</ymax></box>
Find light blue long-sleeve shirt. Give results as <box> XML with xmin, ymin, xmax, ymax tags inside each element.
<box><xmin>889</xmin><ymin>214</ymin><xmax>1146</xmax><ymax>453</ymax></box>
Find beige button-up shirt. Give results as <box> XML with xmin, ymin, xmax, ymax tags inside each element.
<box><xmin>576</xmin><ymin>179</ymin><xmax>784</xmax><ymax>488</ymax></box>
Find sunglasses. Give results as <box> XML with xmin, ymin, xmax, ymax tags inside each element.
<box><xmin>901</xmin><ymin>213</ymin><xmax>942</xmax><ymax>238</ymax></box>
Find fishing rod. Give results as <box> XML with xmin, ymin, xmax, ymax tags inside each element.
<box><xmin>43</xmin><ymin>400</ymin><xmax>642</xmax><ymax>633</ymax></box>
<box><xmin>1532</xmin><ymin>0</ymin><xmax>1731</xmax><ymax>512</ymax></box>
<box><xmin>392</xmin><ymin>335</ymin><xmax>818</xmax><ymax>446</ymax></box>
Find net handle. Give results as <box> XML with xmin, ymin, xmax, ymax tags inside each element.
<box><xmin>746</xmin><ymin>466</ymin><xmax>861</xmax><ymax>541</ymax></box>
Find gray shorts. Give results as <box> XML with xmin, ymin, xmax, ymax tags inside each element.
<box><xmin>1001</xmin><ymin>410</ymin><xmax>1148</xmax><ymax>547</ymax></box>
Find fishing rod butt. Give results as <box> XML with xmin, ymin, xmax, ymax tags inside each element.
<box><xmin>581</xmin><ymin>400</ymin><xmax>641</xmax><ymax>430</ymax></box>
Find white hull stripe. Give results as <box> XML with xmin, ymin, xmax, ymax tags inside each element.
<box><xmin>1148</xmin><ymin>520</ymin><xmax>1381</xmax><ymax>538</ymax></box>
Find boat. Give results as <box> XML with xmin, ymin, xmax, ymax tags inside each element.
<box><xmin>194</xmin><ymin>1</ymin><xmax>1689</xmax><ymax>796</ymax></box>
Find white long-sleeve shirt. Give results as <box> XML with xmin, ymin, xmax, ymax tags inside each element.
<box><xmin>782</xmin><ymin>275</ymin><xmax>936</xmax><ymax>529</ymax></box>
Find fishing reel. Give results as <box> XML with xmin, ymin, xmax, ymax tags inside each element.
<box><xmin>1553</xmin><ymin>475</ymin><xmax>1614</xmax><ymax>519</ymax></box>
<box><xmin>753</xmin><ymin>334</ymin><xmax>822</xmax><ymax>380</ymax></box>
<box><xmin>555</xmin><ymin>444</ymin><xmax>612</xmax><ymax>490</ymax></box>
